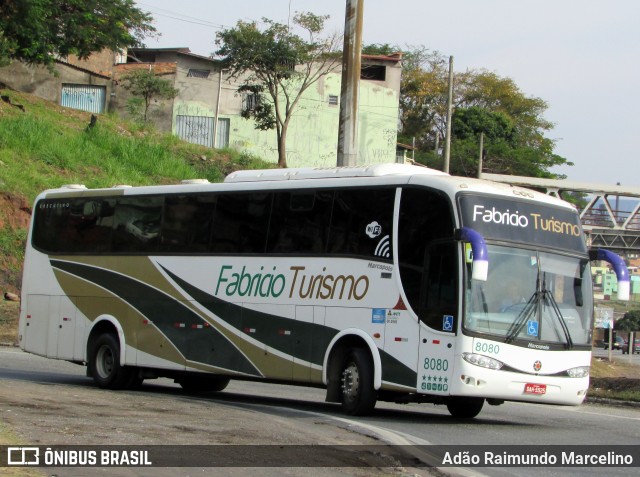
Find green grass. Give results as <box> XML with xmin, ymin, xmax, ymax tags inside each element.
<box><xmin>0</xmin><ymin>88</ymin><xmax>271</xmax><ymax>291</ymax></box>
<box><xmin>588</xmin><ymin>388</ymin><xmax>640</xmax><ymax>403</ymax></box>
<box><xmin>0</xmin><ymin>104</ymin><xmax>266</xmax><ymax>198</ymax></box>
<box><xmin>0</xmin><ymin>227</ymin><xmax>26</xmax><ymax>269</ymax></box>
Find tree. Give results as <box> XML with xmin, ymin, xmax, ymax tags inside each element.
<box><xmin>368</xmin><ymin>44</ymin><xmax>573</xmax><ymax>178</ymax></box>
<box><xmin>216</xmin><ymin>13</ymin><xmax>341</xmax><ymax>167</ymax></box>
<box><xmin>0</xmin><ymin>0</ymin><xmax>155</xmax><ymax>68</ymax></box>
<box><xmin>616</xmin><ymin>310</ymin><xmax>640</xmax><ymax>332</ymax></box>
<box><xmin>616</xmin><ymin>309</ymin><xmax>640</xmax><ymax>354</ymax></box>
<box><xmin>120</xmin><ymin>69</ymin><xmax>178</xmax><ymax>123</ymax></box>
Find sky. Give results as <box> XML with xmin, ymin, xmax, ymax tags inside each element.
<box><xmin>134</xmin><ymin>0</ymin><xmax>640</xmax><ymax>186</ymax></box>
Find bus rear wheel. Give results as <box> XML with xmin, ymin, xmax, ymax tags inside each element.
<box><xmin>340</xmin><ymin>348</ymin><xmax>376</xmax><ymax>416</ymax></box>
<box><xmin>88</xmin><ymin>333</ymin><xmax>134</xmax><ymax>390</ymax></box>
<box><xmin>446</xmin><ymin>396</ymin><xmax>484</xmax><ymax>419</ymax></box>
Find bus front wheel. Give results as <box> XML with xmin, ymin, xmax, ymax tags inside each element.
<box><xmin>88</xmin><ymin>333</ymin><xmax>134</xmax><ymax>390</ymax></box>
<box><xmin>340</xmin><ymin>348</ymin><xmax>377</xmax><ymax>416</ymax></box>
<box><xmin>446</xmin><ymin>396</ymin><xmax>484</xmax><ymax>419</ymax></box>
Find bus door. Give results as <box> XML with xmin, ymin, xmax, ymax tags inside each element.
<box><xmin>416</xmin><ymin>242</ymin><xmax>457</xmax><ymax>395</ymax></box>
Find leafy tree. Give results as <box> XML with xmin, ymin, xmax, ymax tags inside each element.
<box><xmin>616</xmin><ymin>310</ymin><xmax>640</xmax><ymax>332</ymax></box>
<box><xmin>0</xmin><ymin>0</ymin><xmax>155</xmax><ymax>68</ymax></box>
<box><xmin>120</xmin><ymin>70</ymin><xmax>178</xmax><ymax>123</ymax></box>
<box><xmin>361</xmin><ymin>43</ymin><xmax>397</xmax><ymax>56</ymax></box>
<box><xmin>452</xmin><ymin>107</ymin><xmax>514</xmax><ymax>143</ymax></box>
<box><xmin>216</xmin><ymin>12</ymin><xmax>341</xmax><ymax>167</ymax></box>
<box><xmin>368</xmin><ymin>44</ymin><xmax>573</xmax><ymax>178</ymax></box>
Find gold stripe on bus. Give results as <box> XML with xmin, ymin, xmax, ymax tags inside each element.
<box><xmin>53</xmin><ymin>269</ymin><xmax>188</xmax><ymax>366</ymax></box>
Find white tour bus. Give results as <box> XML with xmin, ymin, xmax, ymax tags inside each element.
<box><xmin>19</xmin><ymin>164</ymin><xmax>629</xmax><ymax>418</ymax></box>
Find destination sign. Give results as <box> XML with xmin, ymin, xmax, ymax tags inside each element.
<box><xmin>457</xmin><ymin>193</ymin><xmax>587</xmax><ymax>254</ymax></box>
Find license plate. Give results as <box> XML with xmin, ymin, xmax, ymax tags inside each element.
<box><xmin>524</xmin><ymin>383</ymin><xmax>547</xmax><ymax>395</ymax></box>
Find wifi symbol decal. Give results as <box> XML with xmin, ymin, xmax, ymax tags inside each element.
<box><xmin>374</xmin><ymin>235</ymin><xmax>391</xmax><ymax>258</ymax></box>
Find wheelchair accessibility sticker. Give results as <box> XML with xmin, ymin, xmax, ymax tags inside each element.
<box><xmin>372</xmin><ymin>309</ymin><xmax>385</xmax><ymax>324</ymax></box>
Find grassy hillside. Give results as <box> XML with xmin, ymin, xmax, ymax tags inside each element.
<box><xmin>0</xmin><ymin>88</ymin><xmax>271</xmax><ymax>294</ymax></box>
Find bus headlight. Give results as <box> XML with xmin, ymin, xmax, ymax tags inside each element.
<box><xmin>463</xmin><ymin>352</ymin><xmax>504</xmax><ymax>370</ymax></box>
<box><xmin>566</xmin><ymin>366</ymin><xmax>589</xmax><ymax>378</ymax></box>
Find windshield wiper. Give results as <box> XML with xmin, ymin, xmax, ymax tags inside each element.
<box><xmin>542</xmin><ymin>288</ymin><xmax>574</xmax><ymax>349</ymax></box>
<box><xmin>505</xmin><ymin>290</ymin><xmax>539</xmax><ymax>343</ymax></box>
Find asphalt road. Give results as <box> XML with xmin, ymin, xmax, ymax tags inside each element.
<box><xmin>1</xmin><ymin>347</ymin><xmax>639</xmax><ymax>477</ymax></box>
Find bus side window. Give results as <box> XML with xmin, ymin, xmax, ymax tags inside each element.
<box><xmin>67</xmin><ymin>198</ymin><xmax>115</xmax><ymax>253</ymax></box>
<box><xmin>112</xmin><ymin>197</ymin><xmax>163</xmax><ymax>253</ymax></box>
<box><xmin>266</xmin><ymin>191</ymin><xmax>333</xmax><ymax>254</ymax></box>
<box><xmin>211</xmin><ymin>193</ymin><xmax>272</xmax><ymax>254</ymax></box>
<box><xmin>33</xmin><ymin>200</ymin><xmax>71</xmax><ymax>253</ymax></box>
<box><xmin>160</xmin><ymin>194</ymin><xmax>215</xmax><ymax>253</ymax></box>
<box><xmin>328</xmin><ymin>188</ymin><xmax>394</xmax><ymax>259</ymax></box>
<box><xmin>33</xmin><ymin>198</ymin><xmax>115</xmax><ymax>253</ymax></box>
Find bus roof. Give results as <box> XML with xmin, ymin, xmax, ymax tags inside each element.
<box><xmin>38</xmin><ymin>163</ymin><xmax>573</xmax><ymax>211</ymax></box>
<box><xmin>223</xmin><ymin>163</ymin><xmax>448</xmax><ymax>182</ymax></box>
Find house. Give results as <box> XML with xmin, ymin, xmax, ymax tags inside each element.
<box><xmin>0</xmin><ymin>51</ymin><xmax>114</xmax><ymax>114</ymax></box>
<box><xmin>1</xmin><ymin>46</ymin><xmax>403</xmax><ymax>168</ymax></box>
<box><xmin>114</xmin><ymin>48</ymin><xmax>225</xmax><ymax>147</ymax></box>
<box><xmin>117</xmin><ymin>48</ymin><xmax>402</xmax><ymax>167</ymax></box>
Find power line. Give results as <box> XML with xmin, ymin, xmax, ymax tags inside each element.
<box><xmin>138</xmin><ymin>2</ymin><xmax>229</xmax><ymax>30</ymax></box>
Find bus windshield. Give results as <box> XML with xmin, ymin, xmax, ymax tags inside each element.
<box><xmin>464</xmin><ymin>245</ymin><xmax>593</xmax><ymax>347</ymax></box>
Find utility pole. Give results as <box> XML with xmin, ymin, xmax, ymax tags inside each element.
<box><xmin>337</xmin><ymin>0</ymin><xmax>363</xmax><ymax>167</ymax></box>
<box><xmin>477</xmin><ymin>132</ymin><xmax>484</xmax><ymax>178</ymax></box>
<box><xmin>443</xmin><ymin>55</ymin><xmax>454</xmax><ymax>174</ymax></box>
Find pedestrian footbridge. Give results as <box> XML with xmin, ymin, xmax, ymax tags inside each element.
<box><xmin>481</xmin><ymin>173</ymin><xmax>640</xmax><ymax>254</ymax></box>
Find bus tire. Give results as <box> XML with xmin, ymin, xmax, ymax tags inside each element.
<box><xmin>446</xmin><ymin>396</ymin><xmax>484</xmax><ymax>419</ymax></box>
<box><xmin>340</xmin><ymin>348</ymin><xmax>377</xmax><ymax>416</ymax></box>
<box><xmin>88</xmin><ymin>333</ymin><xmax>133</xmax><ymax>390</ymax></box>
<box><xmin>178</xmin><ymin>375</ymin><xmax>230</xmax><ymax>393</ymax></box>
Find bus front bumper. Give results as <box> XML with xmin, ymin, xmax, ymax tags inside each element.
<box><xmin>448</xmin><ymin>363</ymin><xmax>589</xmax><ymax>406</ymax></box>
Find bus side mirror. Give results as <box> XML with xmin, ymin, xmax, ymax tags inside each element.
<box><xmin>456</xmin><ymin>227</ymin><xmax>488</xmax><ymax>282</ymax></box>
<box><xmin>589</xmin><ymin>249</ymin><xmax>630</xmax><ymax>301</ymax></box>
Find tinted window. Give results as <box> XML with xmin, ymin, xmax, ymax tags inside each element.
<box><xmin>160</xmin><ymin>194</ymin><xmax>215</xmax><ymax>253</ymax></box>
<box><xmin>33</xmin><ymin>198</ymin><xmax>115</xmax><ymax>253</ymax></box>
<box><xmin>421</xmin><ymin>242</ymin><xmax>457</xmax><ymax>330</ymax></box>
<box><xmin>112</xmin><ymin>196</ymin><xmax>163</xmax><ymax>252</ymax></box>
<box><xmin>327</xmin><ymin>188</ymin><xmax>395</xmax><ymax>260</ymax></box>
<box><xmin>267</xmin><ymin>191</ymin><xmax>333</xmax><ymax>254</ymax></box>
<box><xmin>398</xmin><ymin>188</ymin><xmax>455</xmax><ymax>320</ymax></box>
<box><xmin>211</xmin><ymin>193</ymin><xmax>272</xmax><ymax>254</ymax></box>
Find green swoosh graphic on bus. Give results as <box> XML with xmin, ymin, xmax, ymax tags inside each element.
<box><xmin>50</xmin><ymin>259</ymin><xmax>261</xmax><ymax>377</ymax></box>
<box><xmin>160</xmin><ymin>265</ymin><xmax>418</xmax><ymax>387</ymax></box>
<box><xmin>160</xmin><ymin>265</ymin><xmax>338</xmax><ymax>366</ymax></box>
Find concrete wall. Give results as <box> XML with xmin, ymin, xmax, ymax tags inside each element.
<box><xmin>172</xmin><ymin>56</ymin><xmax>222</xmax><ymax>127</ymax></box>
<box><xmin>112</xmin><ymin>63</ymin><xmax>177</xmax><ymax>131</ymax></box>
<box><xmin>66</xmin><ymin>50</ymin><xmax>118</xmax><ymax>77</ymax></box>
<box><xmin>0</xmin><ymin>61</ymin><xmax>111</xmax><ymax>109</ymax></box>
<box><xmin>217</xmin><ymin>59</ymin><xmax>401</xmax><ymax>167</ymax></box>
